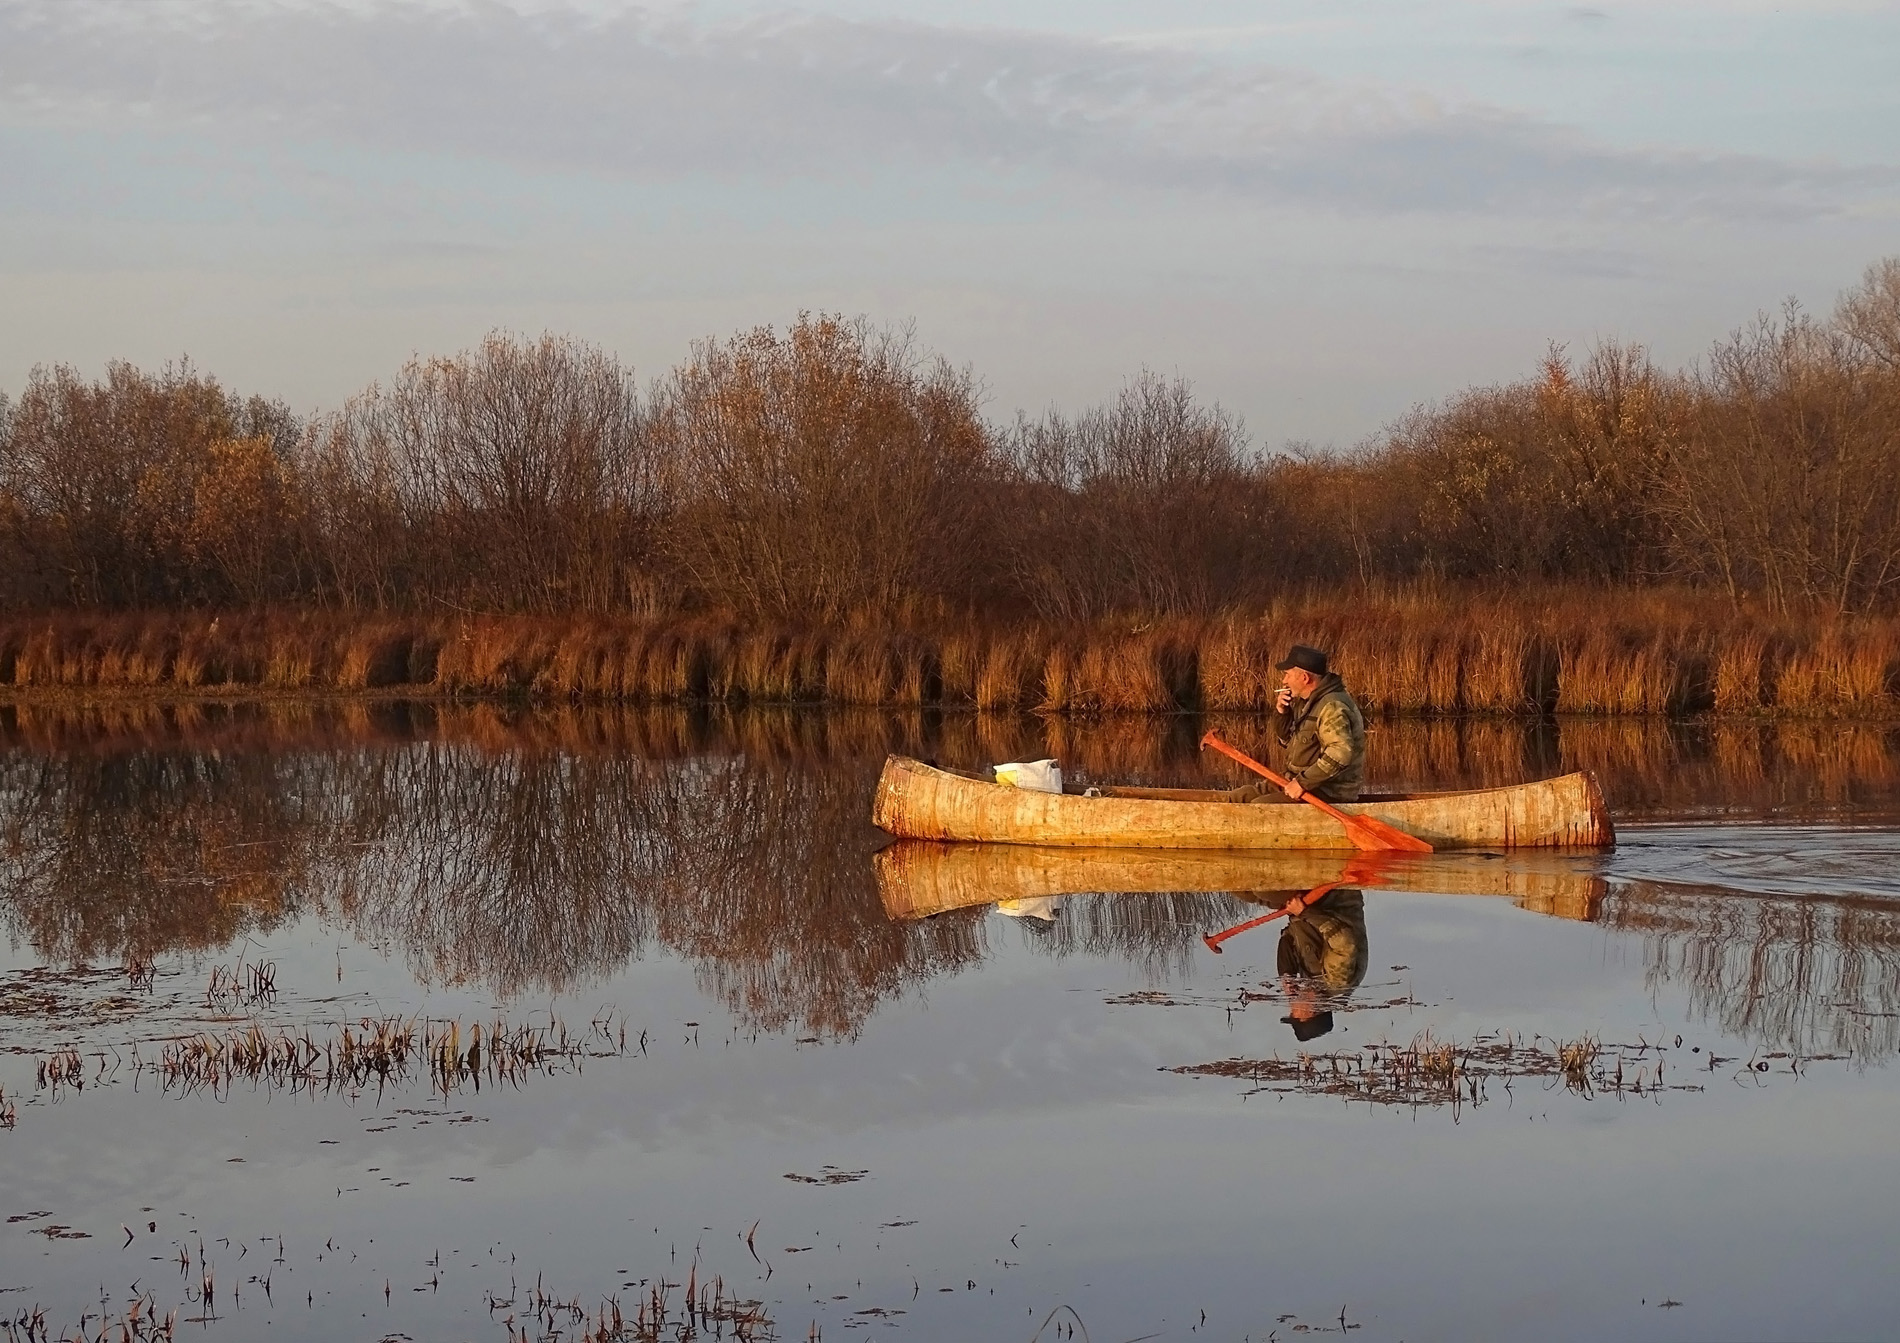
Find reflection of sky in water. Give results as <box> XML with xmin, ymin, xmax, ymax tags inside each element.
<box><xmin>2</xmin><ymin>717</ymin><xmax>1900</xmax><ymax>1340</ymax></box>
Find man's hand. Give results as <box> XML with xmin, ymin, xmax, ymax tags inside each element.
<box><xmin>1274</xmin><ymin>686</ymin><xmax>1294</xmax><ymax>714</ymax></box>
<box><xmin>1284</xmin><ymin>895</ymin><xmax>1306</xmax><ymax>918</ymax></box>
<box><xmin>1283</xmin><ymin>778</ymin><xmax>1306</xmax><ymax>801</ymax></box>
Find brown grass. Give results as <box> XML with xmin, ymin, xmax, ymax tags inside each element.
<box><xmin>1774</xmin><ymin>623</ymin><xmax>1900</xmax><ymax>714</ymax></box>
<box><xmin>0</xmin><ymin>594</ymin><xmax>1895</xmax><ymax>716</ymax></box>
<box><xmin>974</xmin><ymin>631</ymin><xmax>1043</xmax><ymax>711</ymax></box>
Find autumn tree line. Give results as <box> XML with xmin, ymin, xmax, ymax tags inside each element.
<box><xmin>0</xmin><ymin>259</ymin><xmax>1895</xmax><ymax>714</ymax></box>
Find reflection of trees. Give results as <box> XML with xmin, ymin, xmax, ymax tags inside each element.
<box><xmin>2</xmin><ymin>701</ymin><xmax>1897</xmax><ymax>1039</ymax></box>
<box><xmin>310</xmin><ymin>744</ymin><xmax>661</xmax><ymax>997</ymax></box>
<box><xmin>0</xmin><ymin>748</ymin><xmax>313</xmax><ymax>958</ymax></box>
<box><xmin>0</xmin><ymin>721</ymin><xmax>993</xmax><ymax>1037</ymax></box>
<box><xmin>1605</xmin><ymin>883</ymin><xmax>1900</xmax><ymax>1061</ymax></box>
<box><xmin>641</xmin><ymin>756</ymin><xmax>987</xmax><ymax>1037</ymax></box>
<box><xmin>1009</xmin><ymin>892</ymin><xmax>1252</xmax><ymax>982</ymax></box>
<box><xmin>310</xmin><ymin>746</ymin><xmax>992</xmax><ymax>1034</ymax></box>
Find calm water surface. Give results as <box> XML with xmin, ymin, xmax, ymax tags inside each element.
<box><xmin>3</xmin><ymin>703</ymin><xmax>1900</xmax><ymax>1343</ymax></box>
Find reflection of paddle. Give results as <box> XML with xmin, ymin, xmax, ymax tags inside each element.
<box><xmin>1200</xmin><ymin>730</ymin><xmax>1432</xmax><ymax>853</ymax></box>
<box><xmin>1202</xmin><ymin>880</ymin><xmax>1340</xmax><ymax>953</ymax></box>
<box><xmin>1203</xmin><ymin>854</ymin><xmax>1399</xmax><ymax>953</ymax></box>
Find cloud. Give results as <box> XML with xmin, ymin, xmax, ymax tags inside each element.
<box><xmin>0</xmin><ymin>0</ymin><xmax>1889</xmax><ymax>220</ymax></box>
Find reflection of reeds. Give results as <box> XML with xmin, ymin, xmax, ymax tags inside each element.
<box><xmin>204</xmin><ymin>958</ymin><xmax>276</xmax><ymax>1010</ymax></box>
<box><xmin>35</xmin><ymin>1048</ymin><xmax>84</xmax><ymax>1093</ymax></box>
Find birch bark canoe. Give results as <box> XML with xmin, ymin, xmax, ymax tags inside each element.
<box><xmin>875</xmin><ymin>842</ymin><xmax>1609</xmax><ymax>923</ymax></box>
<box><xmin>871</xmin><ymin>755</ymin><xmax>1613</xmax><ymax>851</ymax></box>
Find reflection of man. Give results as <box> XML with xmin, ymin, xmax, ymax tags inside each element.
<box><xmin>1227</xmin><ymin>644</ymin><xmax>1366</xmax><ymax>804</ymax></box>
<box><xmin>1273</xmin><ymin>886</ymin><xmax>1368</xmax><ymax>1041</ymax></box>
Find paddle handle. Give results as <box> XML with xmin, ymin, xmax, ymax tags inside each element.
<box><xmin>1203</xmin><ymin>879</ymin><xmax>1344</xmax><ymax>953</ymax></box>
<box><xmin>1200</xmin><ymin>729</ymin><xmax>1433</xmax><ymax>853</ymax></box>
<box><xmin>1202</xmin><ymin>906</ymin><xmax>1289</xmax><ymax>953</ymax></box>
<box><xmin>1200</xmin><ymin>731</ymin><xmax>1354</xmax><ymax>824</ymax></box>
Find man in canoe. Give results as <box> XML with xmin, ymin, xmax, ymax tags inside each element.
<box><xmin>1225</xmin><ymin>644</ymin><xmax>1366</xmax><ymax>804</ymax></box>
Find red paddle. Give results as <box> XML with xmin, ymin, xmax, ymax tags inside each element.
<box><xmin>1201</xmin><ymin>729</ymin><xmax>1432</xmax><ymax>853</ymax></box>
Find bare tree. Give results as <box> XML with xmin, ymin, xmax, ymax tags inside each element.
<box><xmin>1003</xmin><ymin>371</ymin><xmax>1267</xmax><ymax>620</ymax></box>
<box><xmin>0</xmin><ymin>361</ymin><xmax>277</xmax><ymax>606</ymax></box>
<box><xmin>652</xmin><ymin>314</ymin><xmax>995</xmax><ymax>621</ymax></box>
<box><xmin>1655</xmin><ymin>307</ymin><xmax>1900</xmax><ymax>613</ymax></box>
<box><xmin>301</xmin><ymin>332</ymin><xmax>660</xmax><ymax>612</ymax></box>
<box><xmin>1836</xmin><ymin>257</ymin><xmax>1900</xmax><ymax>371</ymax></box>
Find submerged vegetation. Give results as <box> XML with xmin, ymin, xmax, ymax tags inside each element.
<box><xmin>2</xmin><ymin>261</ymin><xmax>1900</xmax><ymax>714</ymax></box>
<box><xmin>1</xmin><ymin>1253</ymin><xmax>774</xmax><ymax>1343</ymax></box>
<box><xmin>1172</xmin><ymin>1027</ymin><xmax>1830</xmax><ymax>1114</ymax></box>
<box><xmin>148</xmin><ymin>1012</ymin><xmax>623</xmax><ymax>1100</ymax></box>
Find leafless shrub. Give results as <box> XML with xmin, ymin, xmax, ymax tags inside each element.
<box><xmin>1004</xmin><ymin>370</ymin><xmax>1272</xmax><ymax>620</ymax></box>
<box><xmin>1836</xmin><ymin>256</ymin><xmax>1900</xmax><ymax>371</ymax></box>
<box><xmin>0</xmin><ymin>361</ymin><xmax>304</xmax><ymax>607</ymax></box>
<box><xmin>651</xmin><ymin>313</ymin><xmax>995</xmax><ymax>621</ymax></box>
<box><xmin>302</xmin><ymin>331</ymin><xmax>661</xmax><ymax>613</ymax></box>
<box><xmin>1654</xmin><ymin>304</ymin><xmax>1900</xmax><ymax>613</ymax></box>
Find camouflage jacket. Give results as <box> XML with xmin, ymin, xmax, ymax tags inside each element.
<box><xmin>1273</xmin><ymin>673</ymin><xmax>1366</xmax><ymax>801</ymax></box>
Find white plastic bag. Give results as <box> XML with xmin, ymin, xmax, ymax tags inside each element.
<box><xmin>993</xmin><ymin>759</ymin><xmax>1063</xmax><ymax>794</ymax></box>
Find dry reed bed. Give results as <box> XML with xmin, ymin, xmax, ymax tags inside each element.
<box><xmin>1</xmin><ymin>599</ymin><xmax>1897</xmax><ymax>716</ymax></box>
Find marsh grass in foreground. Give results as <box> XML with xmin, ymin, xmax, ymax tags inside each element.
<box><xmin>144</xmin><ymin>1012</ymin><xmax>628</xmax><ymax>1100</ymax></box>
<box><xmin>22</xmin><ymin>1011</ymin><xmax>633</xmax><ymax>1111</ymax></box>
<box><xmin>1172</xmin><ymin>1030</ymin><xmax>1835</xmax><ymax>1114</ymax></box>
<box><xmin>489</xmin><ymin>1274</ymin><xmax>774</xmax><ymax>1343</ymax></box>
<box><xmin>2</xmin><ymin>1255</ymin><xmax>775</xmax><ymax>1343</ymax></box>
<box><xmin>2</xmin><ymin>1298</ymin><xmax>177</xmax><ymax>1343</ymax></box>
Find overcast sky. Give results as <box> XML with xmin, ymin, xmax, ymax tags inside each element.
<box><xmin>1</xmin><ymin>0</ymin><xmax>1895</xmax><ymax>444</ymax></box>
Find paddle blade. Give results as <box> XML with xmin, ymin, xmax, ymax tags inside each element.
<box><xmin>1339</xmin><ymin>812</ymin><xmax>1433</xmax><ymax>853</ymax></box>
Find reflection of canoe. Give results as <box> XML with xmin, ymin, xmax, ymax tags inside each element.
<box><xmin>876</xmin><ymin>842</ymin><xmax>1609</xmax><ymax>923</ymax></box>
<box><xmin>872</xmin><ymin>756</ymin><xmax>1613</xmax><ymax>851</ymax></box>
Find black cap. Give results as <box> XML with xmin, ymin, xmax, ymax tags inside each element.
<box><xmin>1274</xmin><ymin>644</ymin><xmax>1330</xmax><ymax>675</ymax></box>
<box><xmin>1281</xmin><ymin>1011</ymin><xmax>1334</xmax><ymax>1041</ymax></box>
